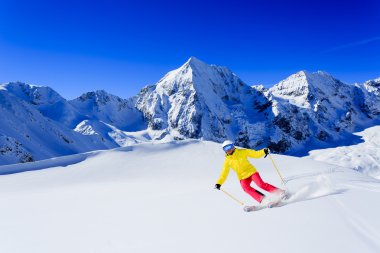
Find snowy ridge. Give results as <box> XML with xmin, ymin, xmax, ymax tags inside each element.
<box><xmin>69</xmin><ymin>90</ymin><xmax>146</xmax><ymax>146</ymax></box>
<box><xmin>69</xmin><ymin>90</ymin><xmax>145</xmax><ymax>132</ymax></box>
<box><xmin>269</xmin><ymin>70</ymin><xmax>339</xmax><ymax>108</ymax></box>
<box><xmin>1</xmin><ymin>81</ymin><xmax>64</xmax><ymax>105</ymax></box>
<box><xmin>1</xmin><ymin>82</ymin><xmax>86</xmax><ymax>128</ymax></box>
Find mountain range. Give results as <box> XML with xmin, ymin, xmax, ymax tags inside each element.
<box><xmin>1</xmin><ymin>57</ymin><xmax>379</xmax><ymax>165</ymax></box>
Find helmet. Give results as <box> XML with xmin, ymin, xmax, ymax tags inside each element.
<box><xmin>222</xmin><ymin>140</ymin><xmax>235</xmax><ymax>152</ymax></box>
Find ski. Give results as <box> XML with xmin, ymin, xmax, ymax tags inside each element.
<box><xmin>244</xmin><ymin>192</ymin><xmax>291</xmax><ymax>212</ymax></box>
<box><xmin>243</xmin><ymin>205</ymin><xmax>267</xmax><ymax>212</ymax></box>
<box><xmin>243</xmin><ymin>201</ymin><xmax>282</xmax><ymax>212</ymax></box>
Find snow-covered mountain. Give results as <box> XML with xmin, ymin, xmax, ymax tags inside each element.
<box><xmin>69</xmin><ymin>90</ymin><xmax>145</xmax><ymax>132</ymax></box>
<box><xmin>0</xmin><ymin>83</ymin><xmax>116</xmax><ymax>165</ymax></box>
<box><xmin>265</xmin><ymin>71</ymin><xmax>380</xmax><ymax>154</ymax></box>
<box><xmin>136</xmin><ymin>57</ymin><xmax>271</xmax><ymax>144</ymax></box>
<box><xmin>69</xmin><ymin>90</ymin><xmax>146</xmax><ymax>146</ymax></box>
<box><xmin>1</xmin><ymin>58</ymin><xmax>379</xmax><ymax>165</ymax></box>
<box><xmin>2</xmin><ymin>82</ymin><xmax>85</xmax><ymax>128</ymax></box>
<box><xmin>363</xmin><ymin>77</ymin><xmax>380</xmax><ymax>96</ymax></box>
<box><xmin>135</xmin><ymin>58</ymin><xmax>380</xmax><ymax>154</ymax></box>
<box><xmin>359</xmin><ymin>77</ymin><xmax>380</xmax><ymax>117</ymax></box>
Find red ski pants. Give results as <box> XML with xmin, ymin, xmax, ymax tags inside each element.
<box><xmin>240</xmin><ymin>172</ymin><xmax>279</xmax><ymax>203</ymax></box>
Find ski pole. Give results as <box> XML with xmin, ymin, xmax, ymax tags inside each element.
<box><xmin>220</xmin><ymin>189</ymin><xmax>245</xmax><ymax>206</ymax></box>
<box><xmin>268</xmin><ymin>153</ymin><xmax>286</xmax><ymax>185</ymax></box>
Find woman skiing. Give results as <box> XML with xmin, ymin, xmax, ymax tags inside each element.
<box><xmin>214</xmin><ymin>140</ymin><xmax>285</xmax><ymax>206</ymax></box>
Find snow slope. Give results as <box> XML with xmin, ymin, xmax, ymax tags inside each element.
<box><xmin>308</xmin><ymin>125</ymin><xmax>380</xmax><ymax>179</ymax></box>
<box><xmin>0</xmin><ymin>141</ymin><xmax>379</xmax><ymax>253</ymax></box>
<box><xmin>0</xmin><ymin>84</ymin><xmax>113</xmax><ymax>165</ymax></box>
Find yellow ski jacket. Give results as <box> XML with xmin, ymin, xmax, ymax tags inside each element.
<box><xmin>216</xmin><ymin>148</ymin><xmax>266</xmax><ymax>185</ymax></box>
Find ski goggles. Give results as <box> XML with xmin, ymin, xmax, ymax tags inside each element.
<box><xmin>223</xmin><ymin>144</ymin><xmax>235</xmax><ymax>152</ymax></box>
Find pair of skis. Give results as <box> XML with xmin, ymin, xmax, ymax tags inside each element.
<box><xmin>243</xmin><ymin>193</ymin><xmax>290</xmax><ymax>212</ymax></box>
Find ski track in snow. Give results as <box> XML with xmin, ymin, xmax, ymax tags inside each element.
<box><xmin>271</xmin><ymin>163</ymin><xmax>380</xmax><ymax>253</ymax></box>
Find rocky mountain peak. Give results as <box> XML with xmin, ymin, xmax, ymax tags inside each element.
<box><xmin>185</xmin><ymin>56</ymin><xmax>209</xmax><ymax>69</ymax></box>
<box><xmin>269</xmin><ymin>70</ymin><xmax>348</xmax><ymax>105</ymax></box>
<box><xmin>152</xmin><ymin>57</ymin><xmax>243</xmax><ymax>100</ymax></box>
<box><xmin>135</xmin><ymin>58</ymin><xmax>265</xmax><ymax>143</ymax></box>
<box><xmin>269</xmin><ymin>71</ymin><xmax>312</xmax><ymax>100</ymax></box>
<box><xmin>364</xmin><ymin>77</ymin><xmax>380</xmax><ymax>93</ymax></box>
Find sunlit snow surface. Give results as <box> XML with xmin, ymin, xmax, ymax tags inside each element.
<box><xmin>0</xmin><ymin>139</ymin><xmax>380</xmax><ymax>253</ymax></box>
<box><xmin>308</xmin><ymin>125</ymin><xmax>380</xmax><ymax>179</ymax></box>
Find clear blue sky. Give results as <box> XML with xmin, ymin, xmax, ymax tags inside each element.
<box><xmin>1</xmin><ymin>0</ymin><xmax>379</xmax><ymax>99</ymax></box>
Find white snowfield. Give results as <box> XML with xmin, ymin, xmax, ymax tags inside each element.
<box><xmin>308</xmin><ymin>125</ymin><xmax>380</xmax><ymax>179</ymax></box>
<box><xmin>0</xmin><ymin>140</ymin><xmax>380</xmax><ymax>253</ymax></box>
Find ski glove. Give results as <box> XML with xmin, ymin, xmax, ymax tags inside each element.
<box><xmin>215</xmin><ymin>184</ymin><xmax>221</xmax><ymax>190</ymax></box>
<box><xmin>264</xmin><ymin>148</ymin><xmax>269</xmax><ymax>157</ymax></box>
